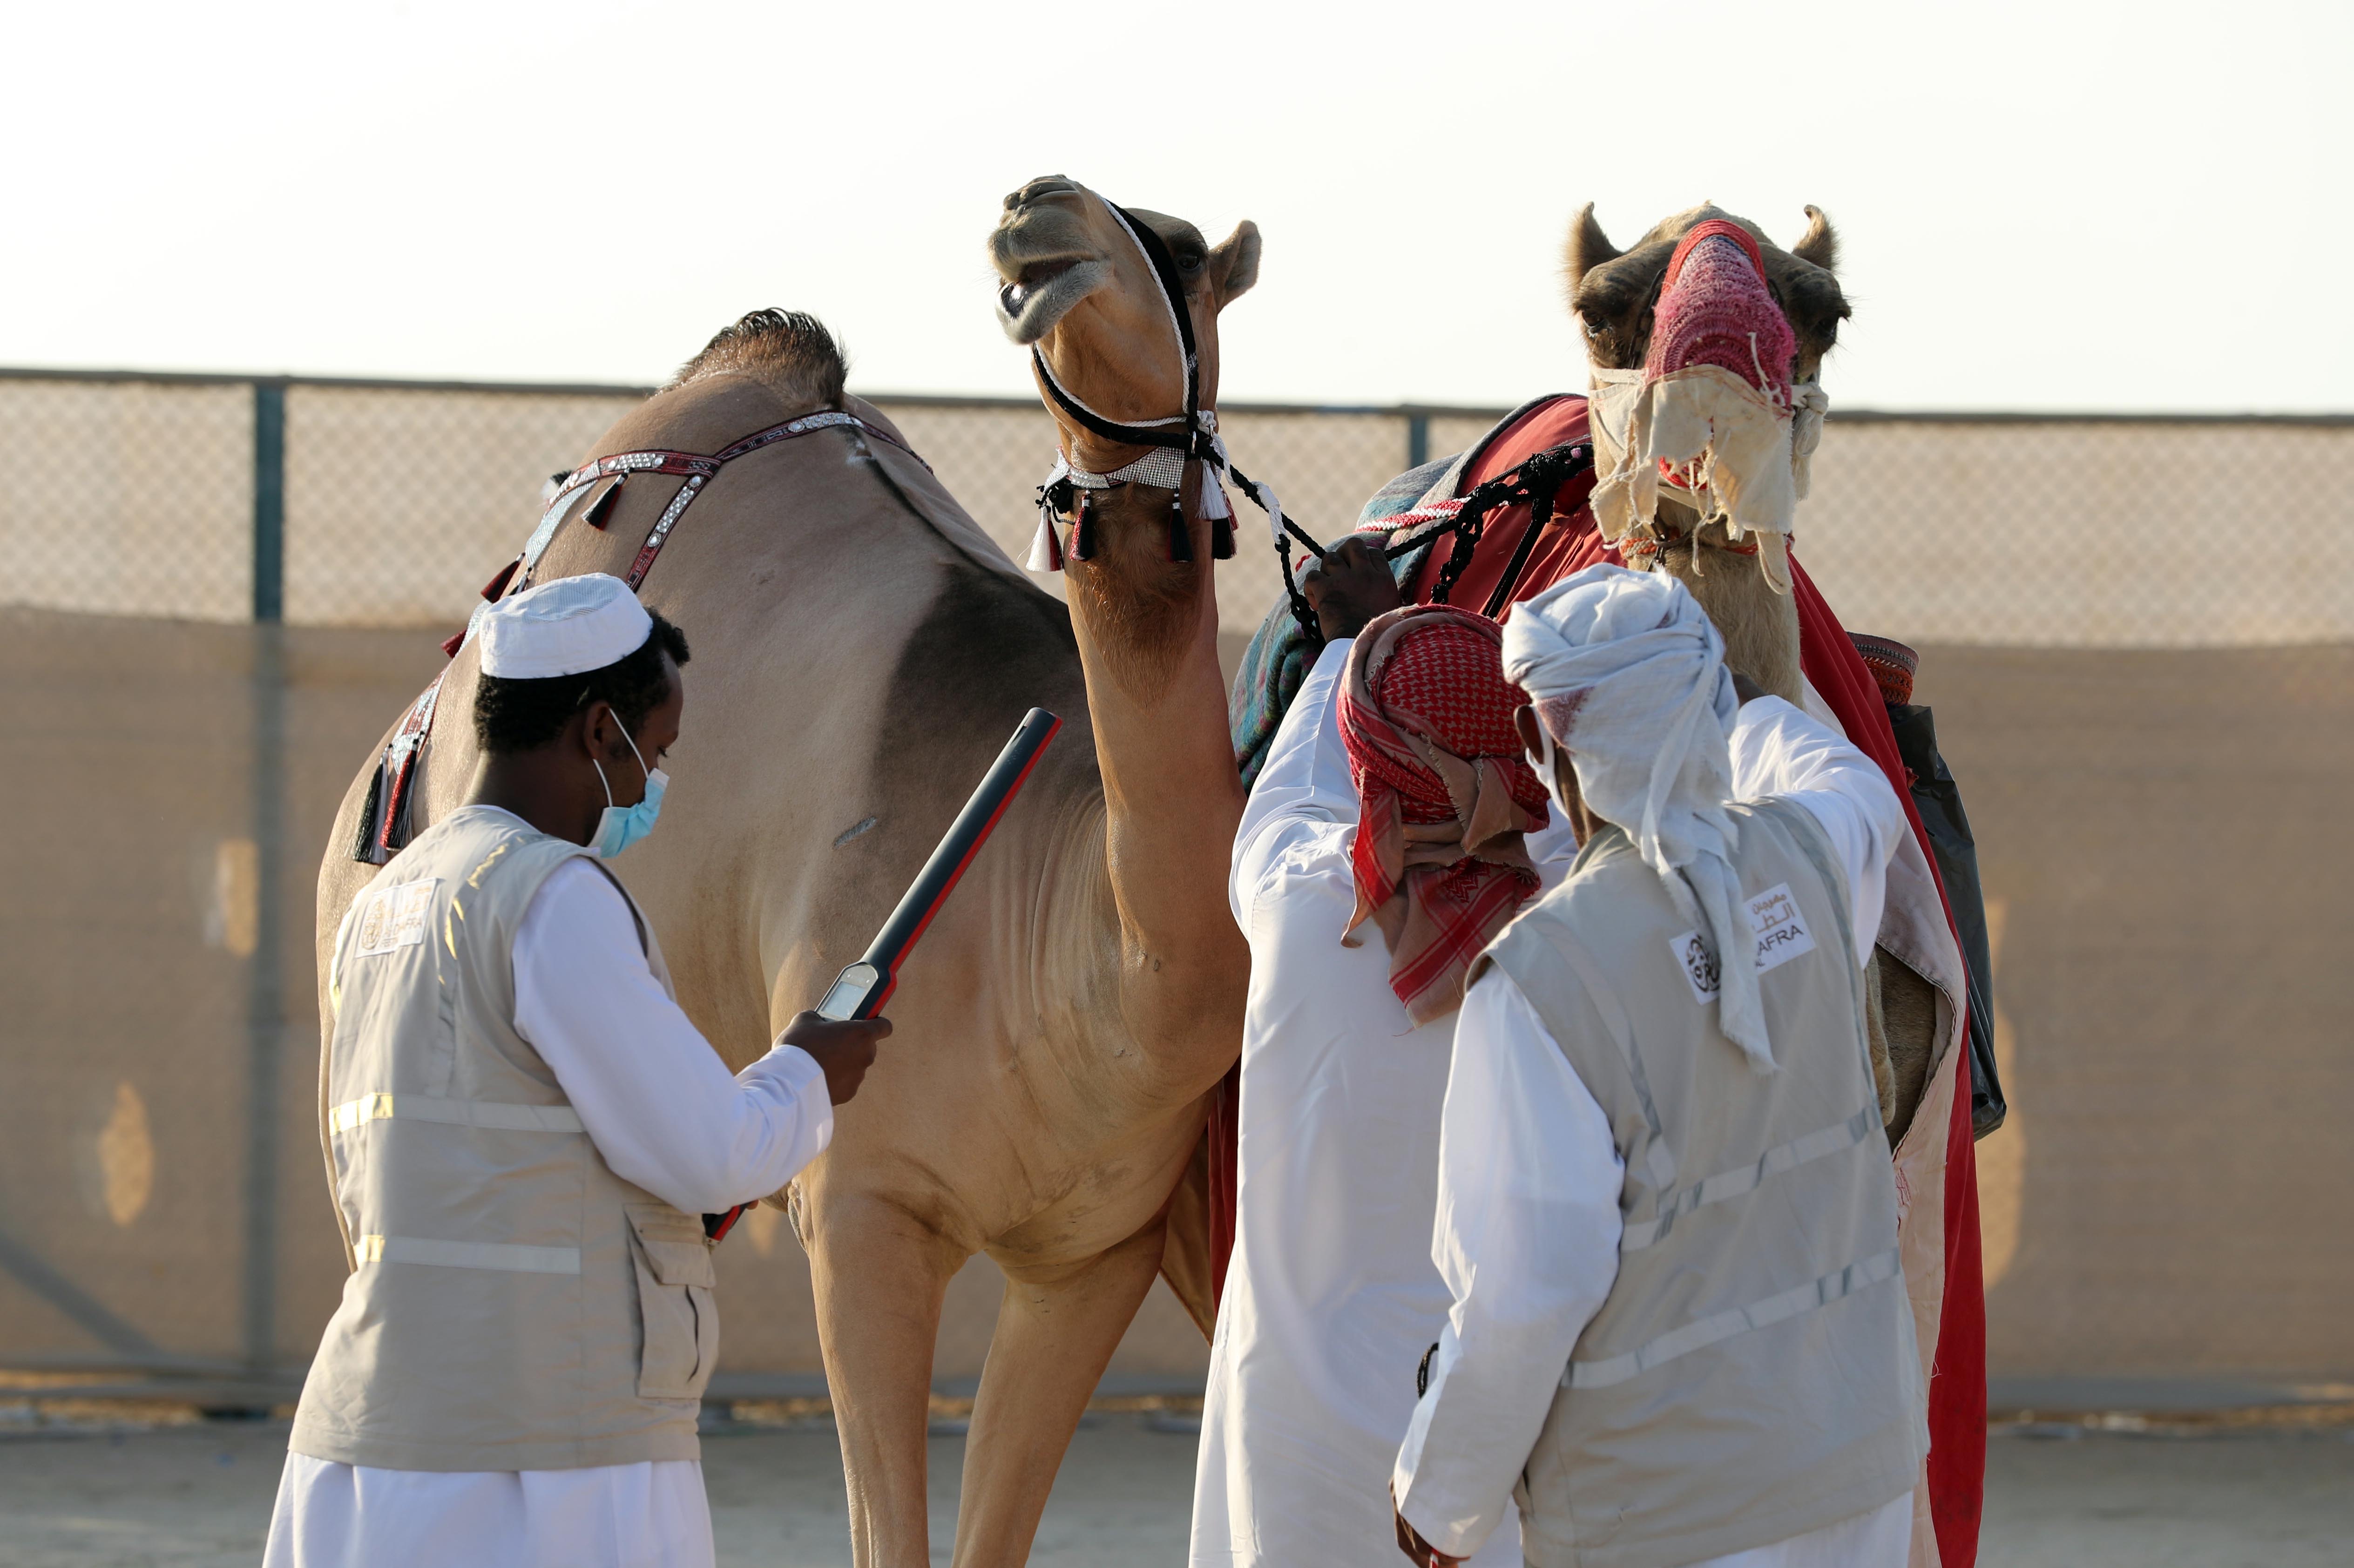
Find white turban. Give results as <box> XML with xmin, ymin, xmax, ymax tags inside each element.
<box><xmin>1501</xmin><ymin>565</ymin><xmax>1774</xmax><ymax>1071</ymax></box>
<box><xmin>478</xmin><ymin>573</ymin><xmax>652</xmax><ymax>680</ymax></box>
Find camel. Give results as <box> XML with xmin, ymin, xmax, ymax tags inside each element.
<box><xmin>1556</xmin><ymin>203</ymin><xmax>1978</xmax><ymax>1568</ymax></box>
<box><xmin>314</xmin><ymin>188</ymin><xmax>1260</xmax><ymax>1565</ymax></box>
<box><xmin>1559</xmin><ymin>201</ymin><xmax>1945</xmax><ymax>1140</ymax></box>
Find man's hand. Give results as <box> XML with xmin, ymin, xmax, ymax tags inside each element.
<box><xmin>1390</xmin><ymin>1482</ymin><xmax>1465</xmax><ymax>1568</ymax></box>
<box><xmin>778</xmin><ymin>1011</ymin><xmax>891</xmax><ymax>1105</ymax></box>
<box><xmin>1301</xmin><ymin>535</ymin><xmax>1406</xmax><ymax>642</ymax></box>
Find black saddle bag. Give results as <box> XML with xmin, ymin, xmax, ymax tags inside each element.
<box><xmin>1886</xmin><ymin>702</ymin><xmax>2007</xmax><ymax>1139</ymax></box>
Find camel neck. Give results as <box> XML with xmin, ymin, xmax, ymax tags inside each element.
<box><xmin>1059</xmin><ymin>482</ymin><xmax>1248</xmax><ymax>1097</ymax></box>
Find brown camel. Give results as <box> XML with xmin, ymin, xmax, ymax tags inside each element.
<box><xmin>1561</xmin><ymin>201</ymin><xmax>1946</xmax><ymax>1142</ymax></box>
<box><xmin>314</xmin><ymin>193</ymin><xmax>1258</xmax><ymax>1565</ymax></box>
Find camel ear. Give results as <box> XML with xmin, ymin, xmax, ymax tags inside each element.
<box><xmin>1792</xmin><ymin>205</ymin><xmax>1839</xmax><ymax>272</ymax></box>
<box><xmin>1212</xmin><ymin>220</ymin><xmax>1261</xmax><ymax>302</ymax></box>
<box><xmin>1564</xmin><ymin>203</ymin><xmax>1622</xmax><ymax>288</ymax></box>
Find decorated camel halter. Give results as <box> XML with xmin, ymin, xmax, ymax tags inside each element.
<box><xmin>352</xmin><ymin>408</ymin><xmax>924</xmax><ymax>865</ymax></box>
<box><xmin>1025</xmin><ymin>203</ymin><xmax>1611</xmax><ymax>636</ymax></box>
<box><xmin>1578</xmin><ymin>219</ymin><xmax>1831</xmax><ymax>594</ymax></box>
<box><xmin>1025</xmin><ymin>202</ymin><xmax>1335</xmax><ymax>640</ymax></box>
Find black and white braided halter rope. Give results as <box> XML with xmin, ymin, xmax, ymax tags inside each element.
<box><xmin>1023</xmin><ymin>201</ymin><xmax>1596</xmax><ymax>637</ymax></box>
<box><xmin>1350</xmin><ymin>439</ymin><xmax>1597</xmax><ymax>620</ymax></box>
<box><xmin>1024</xmin><ymin>202</ymin><xmax>1332</xmax><ymax>640</ymax></box>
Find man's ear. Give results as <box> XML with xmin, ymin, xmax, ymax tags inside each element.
<box><xmin>1515</xmin><ymin>704</ymin><xmax>1546</xmax><ymax>767</ymax></box>
<box><xmin>580</xmin><ymin>699</ymin><xmax>622</xmax><ymax>761</ymax></box>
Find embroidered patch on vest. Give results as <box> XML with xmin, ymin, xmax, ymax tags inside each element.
<box><xmin>355</xmin><ymin>880</ymin><xmax>438</xmax><ymax>957</ymax></box>
<box><xmin>1668</xmin><ymin>881</ymin><xmax>1818</xmax><ymax>1003</ymax></box>
<box><xmin>1669</xmin><ymin>928</ymin><xmax>1723</xmax><ymax>1004</ymax></box>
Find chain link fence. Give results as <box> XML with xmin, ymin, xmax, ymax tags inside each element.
<box><xmin>5</xmin><ymin>368</ymin><xmax>2353</xmax><ymax>1400</ymax></box>
<box><xmin>8</xmin><ymin>370</ymin><xmax>2346</xmax><ymax>645</ymax></box>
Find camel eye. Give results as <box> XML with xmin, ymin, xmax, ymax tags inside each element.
<box><xmin>1174</xmin><ymin>244</ymin><xmax>1205</xmax><ymax>273</ymax></box>
<box><xmin>1583</xmin><ymin>317</ymin><xmax>1607</xmax><ymax>340</ymax></box>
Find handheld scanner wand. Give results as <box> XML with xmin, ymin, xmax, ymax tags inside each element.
<box><xmin>705</xmin><ymin>708</ymin><xmax>1062</xmax><ymax>1241</ymax></box>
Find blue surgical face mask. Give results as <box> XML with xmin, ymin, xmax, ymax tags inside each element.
<box><xmin>589</xmin><ymin>725</ymin><xmax>668</xmax><ymax>859</ymax></box>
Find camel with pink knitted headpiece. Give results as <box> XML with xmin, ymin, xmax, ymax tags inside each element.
<box><xmin>1553</xmin><ymin>203</ymin><xmax>1938</xmax><ymax>1122</ymax></box>
<box><xmin>1565</xmin><ymin>202</ymin><xmax>1983</xmax><ymax>1568</ymax></box>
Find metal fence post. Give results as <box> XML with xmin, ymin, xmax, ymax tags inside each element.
<box><xmin>1406</xmin><ymin>410</ymin><xmax>1430</xmax><ymax>472</ymax></box>
<box><xmin>244</xmin><ymin>380</ymin><xmax>288</xmax><ymax>1374</ymax></box>
<box><xmin>252</xmin><ymin>383</ymin><xmax>285</xmax><ymax>624</ymax></box>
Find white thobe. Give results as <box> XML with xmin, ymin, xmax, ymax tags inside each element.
<box><xmin>1390</xmin><ymin>697</ymin><xmax>1915</xmax><ymax>1568</ymax></box>
<box><xmin>1191</xmin><ymin>639</ymin><xmax>1580</xmax><ymax>1568</ymax></box>
<box><xmin>267</xmin><ymin>819</ymin><xmax>835</xmax><ymax>1568</ymax></box>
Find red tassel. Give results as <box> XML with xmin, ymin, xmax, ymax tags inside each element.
<box><xmin>480</xmin><ymin>557</ymin><xmax>520</xmax><ymax>603</ymax></box>
<box><xmin>1071</xmin><ymin>500</ymin><xmax>1096</xmax><ymax>561</ymax></box>
<box><xmin>440</xmin><ymin>629</ymin><xmax>465</xmax><ymax>658</ymax></box>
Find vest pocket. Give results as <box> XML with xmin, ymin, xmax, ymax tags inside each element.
<box><xmin>625</xmin><ymin>1204</ymin><xmax>719</xmax><ymax>1401</ymax></box>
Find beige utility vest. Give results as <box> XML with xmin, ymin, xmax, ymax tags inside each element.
<box><xmin>1479</xmin><ymin>798</ymin><xmax>1925</xmax><ymax>1568</ymax></box>
<box><xmin>292</xmin><ymin>806</ymin><xmax>718</xmax><ymax>1472</ymax></box>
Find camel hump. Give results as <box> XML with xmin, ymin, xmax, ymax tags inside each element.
<box><xmin>649</xmin><ymin>310</ymin><xmax>1030</xmax><ymax>594</ymax></box>
<box><xmin>671</xmin><ymin>308</ymin><xmax>846</xmax><ymax>410</ymax></box>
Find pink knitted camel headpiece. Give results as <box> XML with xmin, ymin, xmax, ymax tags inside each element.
<box><xmin>1651</xmin><ymin>221</ymin><xmax>1797</xmax><ymax>403</ymax></box>
<box><xmin>1586</xmin><ymin>218</ymin><xmax>1828</xmax><ymax>593</ymax></box>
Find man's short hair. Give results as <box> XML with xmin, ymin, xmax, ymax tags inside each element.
<box><xmin>473</xmin><ymin>611</ymin><xmax>691</xmax><ymax>755</ymax></box>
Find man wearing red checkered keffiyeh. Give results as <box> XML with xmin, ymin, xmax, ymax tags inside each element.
<box><xmin>1339</xmin><ymin>605</ymin><xmax>1551</xmax><ymax>1025</ymax></box>
<box><xmin>1192</xmin><ymin>558</ymin><xmax>1576</xmax><ymax>1568</ymax></box>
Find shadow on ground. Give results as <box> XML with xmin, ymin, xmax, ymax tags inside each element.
<box><xmin>0</xmin><ymin>1415</ymin><xmax>2349</xmax><ymax>1566</ymax></box>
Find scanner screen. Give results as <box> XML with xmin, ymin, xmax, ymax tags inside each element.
<box><xmin>818</xmin><ymin>966</ymin><xmax>878</xmax><ymax>1021</ymax></box>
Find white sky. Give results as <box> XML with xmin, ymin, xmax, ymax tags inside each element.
<box><xmin>6</xmin><ymin>0</ymin><xmax>2347</xmax><ymax>412</ymax></box>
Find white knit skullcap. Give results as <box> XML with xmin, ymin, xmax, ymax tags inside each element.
<box><xmin>478</xmin><ymin>574</ymin><xmax>652</xmax><ymax>679</ymax></box>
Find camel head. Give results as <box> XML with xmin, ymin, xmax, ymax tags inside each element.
<box><xmin>990</xmin><ymin>175</ymin><xmax>1261</xmax><ymax>468</ymax></box>
<box><xmin>1566</xmin><ymin>202</ymin><xmax>1848</xmax><ymax>386</ymax></box>
<box><xmin>1564</xmin><ymin>203</ymin><xmax>1851</xmax><ymax>701</ymax></box>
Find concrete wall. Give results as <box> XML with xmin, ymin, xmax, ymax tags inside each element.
<box><xmin>2</xmin><ymin>607</ymin><xmax>2347</xmax><ymax>1386</ymax></box>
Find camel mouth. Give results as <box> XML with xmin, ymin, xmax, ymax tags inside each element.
<box><xmin>994</xmin><ymin>255</ymin><xmax>1109</xmax><ymax>345</ymax></box>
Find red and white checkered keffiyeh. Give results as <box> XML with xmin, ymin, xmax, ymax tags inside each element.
<box><xmin>1339</xmin><ymin>605</ymin><xmax>1550</xmax><ymax>1024</ymax></box>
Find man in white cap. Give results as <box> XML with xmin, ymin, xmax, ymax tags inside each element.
<box><xmin>268</xmin><ymin>573</ymin><xmax>887</xmax><ymax>1568</ymax></box>
<box><xmin>1389</xmin><ymin>565</ymin><xmax>1924</xmax><ymax>1568</ymax></box>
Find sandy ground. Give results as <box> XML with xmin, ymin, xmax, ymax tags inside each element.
<box><xmin>0</xmin><ymin>1413</ymin><xmax>2349</xmax><ymax>1566</ymax></box>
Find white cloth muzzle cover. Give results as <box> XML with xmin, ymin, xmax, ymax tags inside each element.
<box><xmin>1586</xmin><ymin>364</ymin><xmax>1829</xmax><ymax>595</ymax></box>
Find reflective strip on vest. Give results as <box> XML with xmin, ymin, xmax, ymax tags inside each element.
<box><xmin>355</xmin><ymin>1235</ymin><xmax>583</xmax><ymax>1274</ymax></box>
<box><xmin>1564</xmin><ymin>1246</ymin><xmax>1903</xmax><ymax>1390</ymax></box>
<box><xmin>330</xmin><ymin>1093</ymin><xmax>586</xmax><ymax>1135</ymax></box>
<box><xmin>1618</xmin><ymin>1102</ymin><xmax>1881</xmax><ymax>1253</ymax></box>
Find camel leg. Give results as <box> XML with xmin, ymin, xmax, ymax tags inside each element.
<box><xmin>809</xmin><ymin>1197</ymin><xmax>964</xmax><ymax>1568</ymax></box>
<box><xmin>948</xmin><ymin>1219</ymin><xmax>1167</xmax><ymax>1567</ymax></box>
<box><xmin>1874</xmin><ymin>946</ymin><xmax>1941</xmax><ymax>1145</ymax></box>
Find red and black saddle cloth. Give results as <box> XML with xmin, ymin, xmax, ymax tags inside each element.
<box><xmin>351</xmin><ymin>409</ymin><xmax>923</xmax><ymax>865</ymax></box>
